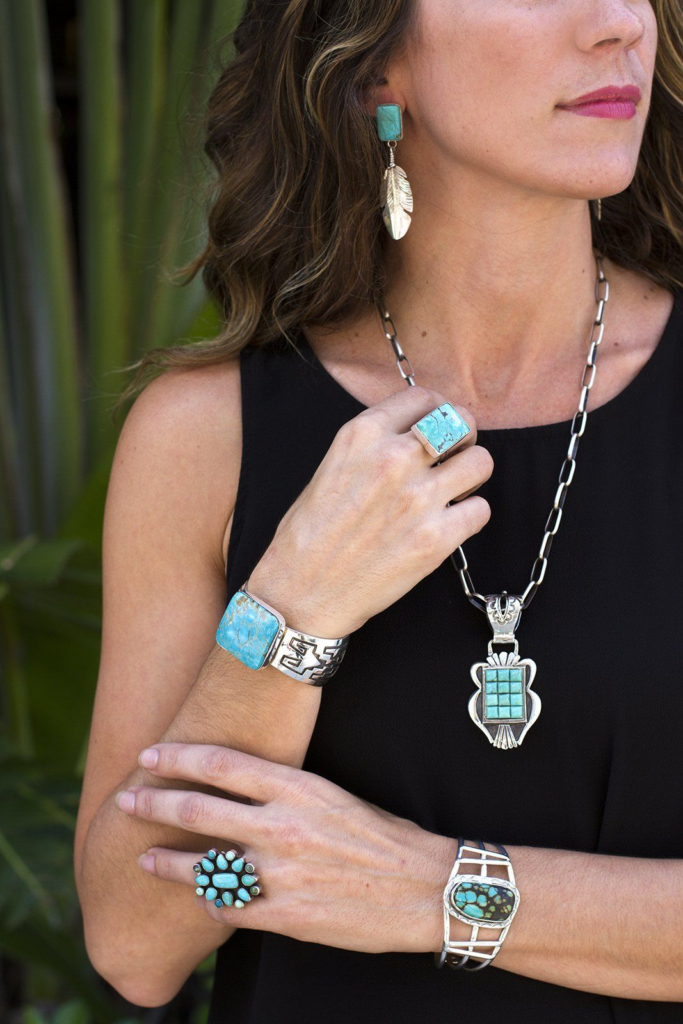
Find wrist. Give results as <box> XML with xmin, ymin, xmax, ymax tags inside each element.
<box><xmin>246</xmin><ymin>557</ymin><xmax>352</xmax><ymax>640</ymax></box>
<box><xmin>409</xmin><ymin>832</ymin><xmax>460</xmax><ymax>954</ymax></box>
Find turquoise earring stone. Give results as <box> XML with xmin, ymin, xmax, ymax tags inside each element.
<box><xmin>216</xmin><ymin>590</ymin><xmax>281</xmax><ymax>670</ymax></box>
<box><xmin>376</xmin><ymin>103</ymin><xmax>403</xmax><ymax>142</ymax></box>
<box><xmin>411</xmin><ymin>402</ymin><xmax>470</xmax><ymax>458</ymax></box>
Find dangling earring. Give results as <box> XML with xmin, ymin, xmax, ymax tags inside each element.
<box><xmin>593</xmin><ymin>197</ymin><xmax>602</xmax><ymax>221</ymax></box>
<box><xmin>376</xmin><ymin>103</ymin><xmax>413</xmax><ymax>239</ymax></box>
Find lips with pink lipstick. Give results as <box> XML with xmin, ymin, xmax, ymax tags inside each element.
<box><xmin>556</xmin><ymin>84</ymin><xmax>641</xmax><ymax>119</ymax></box>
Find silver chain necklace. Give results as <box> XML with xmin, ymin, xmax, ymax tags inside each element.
<box><xmin>375</xmin><ymin>253</ymin><xmax>609</xmax><ymax>749</ymax></box>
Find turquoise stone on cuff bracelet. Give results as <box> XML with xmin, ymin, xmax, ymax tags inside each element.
<box><xmin>450</xmin><ymin>880</ymin><xmax>516</xmax><ymax>924</ymax></box>
<box><xmin>410</xmin><ymin>402</ymin><xmax>470</xmax><ymax>459</ymax></box>
<box><xmin>216</xmin><ymin>589</ymin><xmax>281</xmax><ymax>670</ymax></box>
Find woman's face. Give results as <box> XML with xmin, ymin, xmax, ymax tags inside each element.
<box><xmin>393</xmin><ymin>0</ymin><xmax>656</xmax><ymax>203</ymax></box>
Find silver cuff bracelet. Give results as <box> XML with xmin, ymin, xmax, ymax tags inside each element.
<box><xmin>215</xmin><ymin>580</ymin><xmax>350</xmax><ymax>685</ymax></box>
<box><xmin>435</xmin><ymin>837</ymin><xmax>520</xmax><ymax>970</ymax></box>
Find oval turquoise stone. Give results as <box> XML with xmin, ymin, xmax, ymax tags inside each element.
<box><xmin>450</xmin><ymin>880</ymin><xmax>516</xmax><ymax>924</ymax></box>
<box><xmin>222</xmin><ymin>892</ymin><xmax>233</xmax><ymax>906</ymax></box>
<box><xmin>241</xmin><ymin>874</ymin><xmax>256</xmax><ymax>886</ymax></box>
<box><xmin>237</xmin><ymin>888</ymin><xmax>251</xmax><ymax>901</ymax></box>
<box><xmin>214</xmin><ymin>899</ymin><xmax>223</xmax><ymax>907</ymax></box>
<box><xmin>216</xmin><ymin>854</ymin><xmax>228</xmax><ymax>870</ymax></box>
<box><xmin>212</xmin><ymin>872</ymin><xmax>238</xmax><ymax>889</ymax></box>
<box><xmin>205</xmin><ymin>887</ymin><xmax>217</xmax><ymax>901</ymax></box>
<box><xmin>195</xmin><ymin>874</ymin><xmax>210</xmax><ymax>887</ymax></box>
<box><xmin>231</xmin><ymin>857</ymin><xmax>244</xmax><ymax>872</ymax></box>
<box><xmin>201</xmin><ymin>858</ymin><xmax>214</xmax><ymax>872</ymax></box>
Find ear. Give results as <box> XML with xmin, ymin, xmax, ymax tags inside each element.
<box><xmin>360</xmin><ymin>81</ymin><xmax>407</xmax><ymax>120</ymax></box>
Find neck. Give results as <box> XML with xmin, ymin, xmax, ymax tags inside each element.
<box><xmin>378</xmin><ymin>182</ymin><xmax>609</xmax><ymax>383</ymax></box>
<box><xmin>302</xmin><ymin>163</ymin><xmax>671</xmax><ymax>429</ymax></box>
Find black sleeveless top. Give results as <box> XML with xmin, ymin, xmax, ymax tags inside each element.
<box><xmin>209</xmin><ymin>291</ymin><xmax>683</xmax><ymax>1023</ymax></box>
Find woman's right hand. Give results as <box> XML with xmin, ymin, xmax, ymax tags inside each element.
<box><xmin>246</xmin><ymin>385</ymin><xmax>493</xmax><ymax>638</ymax></box>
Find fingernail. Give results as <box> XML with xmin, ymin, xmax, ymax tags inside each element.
<box><xmin>115</xmin><ymin>790</ymin><xmax>136</xmax><ymax>813</ymax></box>
<box><xmin>138</xmin><ymin>852</ymin><xmax>156</xmax><ymax>873</ymax></box>
<box><xmin>139</xmin><ymin>747</ymin><xmax>159</xmax><ymax>769</ymax></box>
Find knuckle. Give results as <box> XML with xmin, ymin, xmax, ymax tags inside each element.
<box><xmin>277</xmin><ymin>816</ymin><xmax>306</xmax><ymax>851</ymax></box>
<box><xmin>412</xmin><ymin>517</ymin><xmax>441</xmax><ymax>556</ymax></box>
<box><xmin>459</xmin><ymin>495</ymin><xmax>492</xmax><ymax>535</ymax></box>
<box><xmin>151</xmin><ymin>849</ymin><xmax>172</xmax><ymax>878</ymax></box>
<box><xmin>412</xmin><ymin>384</ymin><xmax>446</xmax><ymax>409</ymax></box>
<box><xmin>283</xmin><ymin>768</ymin><xmax>319</xmax><ymax>802</ymax></box>
<box><xmin>258</xmin><ymin>813</ymin><xmax>278</xmax><ymax>842</ymax></box>
<box><xmin>178</xmin><ymin>793</ymin><xmax>206</xmax><ymax>827</ymax></box>
<box><xmin>336</xmin><ymin>411</ymin><xmax>377</xmax><ymax>444</ymax></box>
<box><xmin>158</xmin><ymin>745</ymin><xmax>179</xmax><ymax>774</ymax></box>
<box><xmin>201</xmin><ymin>746</ymin><xmax>233</xmax><ymax>783</ymax></box>
<box><xmin>372</xmin><ymin>440</ymin><xmax>407</xmax><ymax>480</ymax></box>
<box><xmin>467</xmin><ymin>444</ymin><xmax>494</xmax><ymax>480</ymax></box>
<box><xmin>136</xmin><ymin>789</ymin><xmax>157</xmax><ymax>819</ymax></box>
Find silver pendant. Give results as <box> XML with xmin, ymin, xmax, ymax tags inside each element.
<box><xmin>468</xmin><ymin>594</ymin><xmax>541</xmax><ymax>750</ymax></box>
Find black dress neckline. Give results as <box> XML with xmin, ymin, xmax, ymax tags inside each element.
<box><xmin>292</xmin><ymin>290</ymin><xmax>682</xmax><ymax>442</ymax></box>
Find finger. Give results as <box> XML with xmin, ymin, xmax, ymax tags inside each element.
<box><xmin>432</xmin><ymin>444</ymin><xmax>494</xmax><ymax>504</ymax></box>
<box><xmin>138</xmin><ymin>742</ymin><xmax>300</xmax><ymax>803</ymax></box>
<box><xmin>115</xmin><ymin>785</ymin><xmax>266</xmax><ymax>842</ymax></box>
<box><xmin>139</xmin><ymin>846</ymin><xmax>270</xmax><ymax>927</ymax></box>
<box><xmin>138</xmin><ymin>847</ymin><xmax>204</xmax><ymax>885</ymax></box>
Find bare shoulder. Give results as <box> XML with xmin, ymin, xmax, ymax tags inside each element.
<box><xmin>613</xmin><ymin>268</ymin><xmax>676</xmax><ymax>353</ymax></box>
<box><xmin>112</xmin><ymin>355</ymin><xmax>242</xmax><ymax>576</ymax></box>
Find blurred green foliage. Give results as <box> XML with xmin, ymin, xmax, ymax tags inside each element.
<box><xmin>0</xmin><ymin>1</ymin><xmax>243</xmax><ymax>1019</ymax></box>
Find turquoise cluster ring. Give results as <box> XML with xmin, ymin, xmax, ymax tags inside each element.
<box><xmin>410</xmin><ymin>402</ymin><xmax>470</xmax><ymax>461</ymax></box>
<box><xmin>193</xmin><ymin>848</ymin><xmax>262</xmax><ymax>909</ymax></box>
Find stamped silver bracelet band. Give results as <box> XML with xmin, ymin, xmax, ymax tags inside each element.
<box><xmin>436</xmin><ymin>838</ymin><xmax>521</xmax><ymax>970</ymax></box>
<box><xmin>215</xmin><ymin>580</ymin><xmax>350</xmax><ymax>685</ymax></box>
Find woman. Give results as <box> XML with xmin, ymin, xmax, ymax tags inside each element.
<box><xmin>74</xmin><ymin>0</ymin><xmax>683</xmax><ymax>1020</ymax></box>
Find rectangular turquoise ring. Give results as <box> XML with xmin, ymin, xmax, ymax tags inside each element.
<box><xmin>411</xmin><ymin>402</ymin><xmax>471</xmax><ymax>460</ymax></box>
<box><xmin>215</xmin><ymin>585</ymin><xmax>285</xmax><ymax>670</ymax></box>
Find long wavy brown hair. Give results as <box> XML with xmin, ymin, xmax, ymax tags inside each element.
<box><xmin>113</xmin><ymin>0</ymin><xmax>683</xmax><ymax>419</ymax></box>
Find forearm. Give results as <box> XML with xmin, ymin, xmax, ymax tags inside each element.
<box><xmin>427</xmin><ymin>839</ymin><xmax>683</xmax><ymax>1001</ymax></box>
<box><xmin>80</xmin><ymin>623</ymin><xmax>324</xmax><ymax>1005</ymax></box>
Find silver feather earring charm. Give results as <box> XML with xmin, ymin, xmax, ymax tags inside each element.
<box><xmin>376</xmin><ymin>103</ymin><xmax>413</xmax><ymax>240</ymax></box>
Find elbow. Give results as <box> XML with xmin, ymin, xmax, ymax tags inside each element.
<box><xmin>83</xmin><ymin>921</ymin><xmax>185</xmax><ymax>1009</ymax></box>
<box><xmin>104</xmin><ymin>975</ymin><xmax>180</xmax><ymax>1009</ymax></box>
<box><xmin>92</xmin><ymin>957</ymin><xmax>184</xmax><ymax>1009</ymax></box>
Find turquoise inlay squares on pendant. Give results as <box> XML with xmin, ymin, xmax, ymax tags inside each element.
<box><xmin>376</xmin><ymin>103</ymin><xmax>403</xmax><ymax>142</ymax></box>
<box><xmin>410</xmin><ymin>402</ymin><xmax>471</xmax><ymax>459</ymax></box>
<box><xmin>483</xmin><ymin>666</ymin><xmax>527</xmax><ymax>723</ymax></box>
<box><xmin>215</xmin><ymin>590</ymin><xmax>282</xmax><ymax>670</ymax></box>
<box><xmin>449</xmin><ymin>879</ymin><xmax>517</xmax><ymax>924</ymax></box>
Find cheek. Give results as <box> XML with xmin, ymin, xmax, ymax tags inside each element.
<box><xmin>408</xmin><ymin>1</ymin><xmax>553</xmax><ymax>155</ymax></box>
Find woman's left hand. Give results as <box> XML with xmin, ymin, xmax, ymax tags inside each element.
<box><xmin>115</xmin><ymin>741</ymin><xmax>457</xmax><ymax>954</ymax></box>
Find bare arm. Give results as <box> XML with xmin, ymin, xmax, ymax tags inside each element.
<box><xmin>74</xmin><ymin>362</ymin><xmax>324</xmax><ymax>1007</ymax></box>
